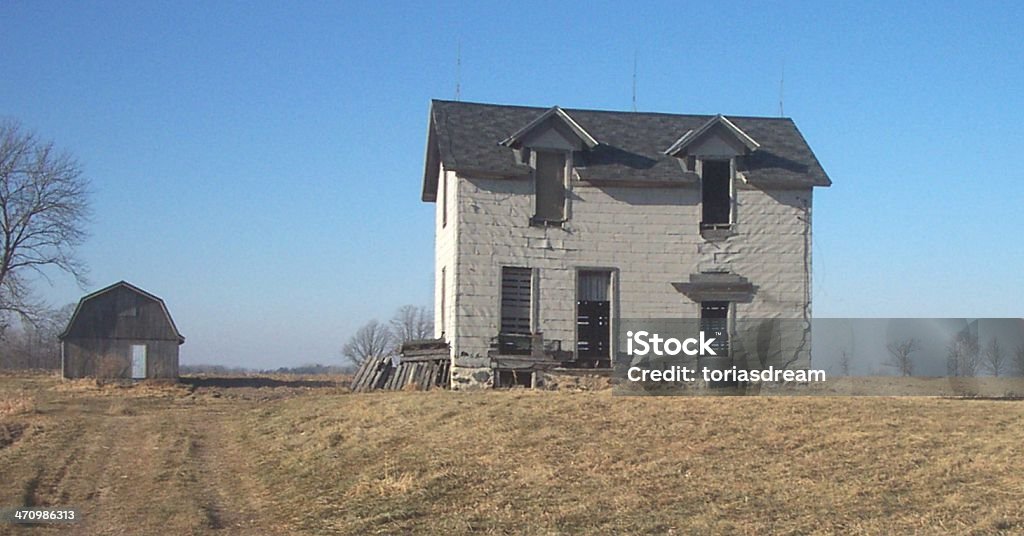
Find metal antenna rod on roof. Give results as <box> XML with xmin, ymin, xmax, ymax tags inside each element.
<box><xmin>632</xmin><ymin>51</ymin><xmax>638</xmax><ymax>112</ymax></box>
<box><xmin>455</xmin><ymin>40</ymin><xmax>462</xmax><ymax>101</ymax></box>
<box><xmin>779</xmin><ymin>60</ymin><xmax>785</xmax><ymax>117</ymax></box>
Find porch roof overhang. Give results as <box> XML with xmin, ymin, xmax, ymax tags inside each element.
<box><xmin>672</xmin><ymin>273</ymin><xmax>756</xmax><ymax>303</ymax></box>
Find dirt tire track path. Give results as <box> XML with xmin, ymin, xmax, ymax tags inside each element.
<box><xmin>0</xmin><ymin>393</ymin><xmax>290</xmax><ymax>535</ymax></box>
<box><xmin>182</xmin><ymin>408</ymin><xmax>291</xmax><ymax>535</ymax></box>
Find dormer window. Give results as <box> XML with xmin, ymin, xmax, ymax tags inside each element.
<box><xmin>499</xmin><ymin>106</ymin><xmax>597</xmax><ymax>227</ymax></box>
<box><xmin>663</xmin><ymin>115</ymin><xmax>759</xmax><ymax>236</ymax></box>
<box><xmin>533</xmin><ymin>150</ymin><xmax>567</xmax><ymax>224</ymax></box>
<box><xmin>700</xmin><ymin>159</ymin><xmax>732</xmax><ymax>229</ymax></box>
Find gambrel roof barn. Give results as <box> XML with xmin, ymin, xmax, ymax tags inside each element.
<box><xmin>59</xmin><ymin>281</ymin><xmax>184</xmax><ymax>379</ymax></box>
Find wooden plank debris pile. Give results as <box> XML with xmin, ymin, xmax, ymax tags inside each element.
<box><xmin>349</xmin><ymin>339</ymin><xmax>450</xmax><ymax>392</ymax></box>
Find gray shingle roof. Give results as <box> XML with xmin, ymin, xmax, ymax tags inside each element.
<box><xmin>423</xmin><ymin>100</ymin><xmax>830</xmax><ymax>201</ymax></box>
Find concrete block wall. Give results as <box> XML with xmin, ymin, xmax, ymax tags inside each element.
<box><xmin>438</xmin><ymin>171</ymin><xmax>814</xmax><ymax>387</ymax></box>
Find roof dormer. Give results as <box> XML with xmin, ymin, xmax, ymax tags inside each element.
<box><xmin>500</xmin><ymin>106</ymin><xmax>598</xmax><ymax>151</ymax></box>
<box><xmin>663</xmin><ymin>114</ymin><xmax>759</xmax><ymax>159</ymax></box>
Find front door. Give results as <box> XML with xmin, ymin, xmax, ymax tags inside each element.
<box><xmin>131</xmin><ymin>344</ymin><xmax>147</xmax><ymax>379</ymax></box>
<box><xmin>577</xmin><ymin>270</ymin><xmax>612</xmax><ymax>368</ymax></box>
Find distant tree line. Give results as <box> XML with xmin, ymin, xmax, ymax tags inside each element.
<box><xmin>0</xmin><ymin>303</ymin><xmax>75</xmax><ymax>370</ymax></box>
<box><xmin>342</xmin><ymin>305</ymin><xmax>433</xmax><ymax>366</ymax></box>
<box><xmin>180</xmin><ymin>363</ymin><xmax>354</xmax><ymax>376</ymax></box>
<box><xmin>877</xmin><ymin>331</ymin><xmax>1024</xmax><ymax>378</ymax></box>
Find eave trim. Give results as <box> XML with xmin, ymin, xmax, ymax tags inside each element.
<box><xmin>664</xmin><ymin>114</ymin><xmax>760</xmax><ymax>157</ymax></box>
<box><xmin>499</xmin><ymin>106</ymin><xmax>599</xmax><ymax>149</ymax></box>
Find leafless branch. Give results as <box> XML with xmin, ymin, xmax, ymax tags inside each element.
<box><xmin>341</xmin><ymin>320</ymin><xmax>392</xmax><ymax>366</ymax></box>
<box><xmin>982</xmin><ymin>338</ymin><xmax>1007</xmax><ymax>377</ymax></box>
<box><xmin>947</xmin><ymin>330</ymin><xmax>980</xmax><ymax>377</ymax></box>
<box><xmin>886</xmin><ymin>338</ymin><xmax>918</xmax><ymax>376</ymax></box>
<box><xmin>0</xmin><ymin>120</ymin><xmax>91</xmax><ymax>326</ymax></box>
<box><xmin>388</xmin><ymin>304</ymin><xmax>434</xmax><ymax>351</ymax></box>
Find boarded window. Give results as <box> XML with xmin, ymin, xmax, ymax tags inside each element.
<box><xmin>118</xmin><ymin>293</ymin><xmax>137</xmax><ymax>317</ymax></box>
<box><xmin>577</xmin><ymin>270</ymin><xmax>611</xmax><ymax>365</ymax></box>
<box><xmin>701</xmin><ymin>160</ymin><xmax>731</xmax><ymax>226</ymax></box>
<box><xmin>501</xmin><ymin>267</ymin><xmax>532</xmax><ymax>335</ymax></box>
<box><xmin>534</xmin><ymin>151</ymin><xmax>566</xmax><ymax>222</ymax></box>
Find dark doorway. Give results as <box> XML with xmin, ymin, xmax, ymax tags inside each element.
<box><xmin>577</xmin><ymin>270</ymin><xmax>611</xmax><ymax>368</ymax></box>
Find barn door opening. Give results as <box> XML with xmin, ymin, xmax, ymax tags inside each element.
<box><xmin>131</xmin><ymin>344</ymin><xmax>147</xmax><ymax>379</ymax></box>
<box><xmin>577</xmin><ymin>270</ymin><xmax>611</xmax><ymax>368</ymax></box>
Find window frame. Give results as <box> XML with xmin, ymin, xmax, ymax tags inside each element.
<box><xmin>499</xmin><ymin>266</ymin><xmax>534</xmax><ymax>336</ymax></box>
<box><xmin>698</xmin><ymin>157</ymin><xmax>735</xmax><ymax>231</ymax></box>
<box><xmin>530</xmin><ymin>149</ymin><xmax>571</xmax><ymax>226</ymax></box>
<box><xmin>441</xmin><ymin>170</ymin><xmax>448</xmax><ymax>228</ymax></box>
<box><xmin>574</xmin><ymin>267</ymin><xmax>617</xmax><ymax>366</ymax></box>
<box><xmin>699</xmin><ymin>300</ymin><xmax>731</xmax><ymax>358</ymax></box>
<box><xmin>118</xmin><ymin>293</ymin><xmax>138</xmax><ymax>317</ymax></box>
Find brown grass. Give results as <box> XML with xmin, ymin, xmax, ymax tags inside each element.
<box><xmin>0</xmin><ymin>394</ymin><xmax>35</xmax><ymax>417</ymax></box>
<box><xmin>1</xmin><ymin>374</ymin><xmax>1023</xmax><ymax>534</ymax></box>
<box><xmin>106</xmin><ymin>398</ymin><xmax>137</xmax><ymax>416</ymax></box>
<box><xmin>54</xmin><ymin>377</ymin><xmax>193</xmax><ymax>398</ymax></box>
<box><xmin>236</xmin><ymin>390</ymin><xmax>1024</xmax><ymax>535</ymax></box>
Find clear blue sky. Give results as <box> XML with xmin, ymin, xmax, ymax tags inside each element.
<box><xmin>2</xmin><ymin>1</ymin><xmax>1022</xmax><ymax>368</ymax></box>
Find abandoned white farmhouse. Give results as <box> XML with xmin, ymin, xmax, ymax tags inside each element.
<box><xmin>421</xmin><ymin>100</ymin><xmax>831</xmax><ymax>388</ymax></box>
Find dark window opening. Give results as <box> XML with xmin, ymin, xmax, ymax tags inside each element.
<box><xmin>441</xmin><ymin>172</ymin><xmax>448</xmax><ymax>228</ymax></box>
<box><xmin>700</xmin><ymin>301</ymin><xmax>733</xmax><ymax>386</ymax></box>
<box><xmin>700</xmin><ymin>301</ymin><xmax>729</xmax><ymax>355</ymax></box>
<box><xmin>576</xmin><ymin>270</ymin><xmax>611</xmax><ymax>368</ymax></box>
<box><xmin>534</xmin><ymin>151</ymin><xmax>566</xmax><ymax>223</ymax></box>
<box><xmin>701</xmin><ymin>160</ymin><xmax>731</xmax><ymax>228</ymax></box>
<box><xmin>495</xmin><ymin>370</ymin><xmax>533</xmax><ymax>388</ymax></box>
<box><xmin>500</xmin><ymin>267</ymin><xmax>532</xmax><ymax>336</ymax></box>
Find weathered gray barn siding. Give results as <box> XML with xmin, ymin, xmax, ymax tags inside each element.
<box><xmin>60</xmin><ymin>282</ymin><xmax>184</xmax><ymax>379</ymax></box>
<box><xmin>62</xmin><ymin>339</ymin><xmax>180</xmax><ymax>379</ymax></box>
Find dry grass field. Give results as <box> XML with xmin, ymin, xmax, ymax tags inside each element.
<box><xmin>1</xmin><ymin>372</ymin><xmax>1024</xmax><ymax>535</ymax></box>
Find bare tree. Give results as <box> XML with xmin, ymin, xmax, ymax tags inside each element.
<box><xmin>947</xmin><ymin>331</ymin><xmax>980</xmax><ymax>377</ymax></box>
<box><xmin>0</xmin><ymin>302</ymin><xmax>74</xmax><ymax>369</ymax></box>
<box><xmin>886</xmin><ymin>338</ymin><xmax>918</xmax><ymax>376</ymax></box>
<box><xmin>0</xmin><ymin>120</ymin><xmax>90</xmax><ymax>323</ymax></box>
<box><xmin>341</xmin><ymin>320</ymin><xmax>392</xmax><ymax>366</ymax></box>
<box><xmin>838</xmin><ymin>349</ymin><xmax>851</xmax><ymax>376</ymax></box>
<box><xmin>982</xmin><ymin>338</ymin><xmax>1006</xmax><ymax>377</ymax></box>
<box><xmin>388</xmin><ymin>305</ymin><xmax>433</xmax><ymax>350</ymax></box>
<box><xmin>1013</xmin><ymin>344</ymin><xmax>1024</xmax><ymax>377</ymax></box>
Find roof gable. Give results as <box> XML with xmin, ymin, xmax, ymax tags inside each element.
<box><xmin>59</xmin><ymin>281</ymin><xmax>185</xmax><ymax>343</ymax></box>
<box><xmin>663</xmin><ymin>114</ymin><xmax>760</xmax><ymax>157</ymax></box>
<box><xmin>499</xmin><ymin>106</ymin><xmax>599</xmax><ymax>150</ymax></box>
